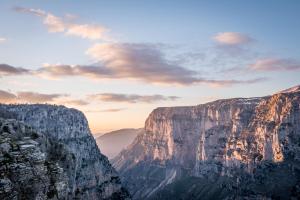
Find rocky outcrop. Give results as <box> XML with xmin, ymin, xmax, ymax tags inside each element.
<box><xmin>0</xmin><ymin>104</ymin><xmax>130</xmax><ymax>200</ymax></box>
<box><xmin>0</xmin><ymin>118</ymin><xmax>69</xmax><ymax>199</ymax></box>
<box><xmin>113</xmin><ymin>85</ymin><xmax>300</xmax><ymax>199</ymax></box>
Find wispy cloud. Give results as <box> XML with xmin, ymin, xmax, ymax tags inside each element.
<box><xmin>85</xmin><ymin>108</ymin><xmax>126</xmax><ymax>113</ymax></box>
<box><xmin>88</xmin><ymin>93</ymin><xmax>180</xmax><ymax>103</ymax></box>
<box><xmin>0</xmin><ymin>90</ymin><xmax>17</xmax><ymax>103</ymax></box>
<box><xmin>0</xmin><ymin>90</ymin><xmax>67</xmax><ymax>103</ymax></box>
<box><xmin>36</xmin><ymin>63</ymin><xmax>112</xmax><ymax>79</ymax></box>
<box><xmin>60</xmin><ymin>99</ymin><xmax>90</xmax><ymax>106</ymax></box>
<box><xmin>14</xmin><ymin>7</ymin><xmax>108</xmax><ymax>40</ymax></box>
<box><xmin>250</xmin><ymin>58</ymin><xmax>300</xmax><ymax>71</ymax></box>
<box><xmin>213</xmin><ymin>32</ymin><xmax>253</xmax><ymax>45</ymax></box>
<box><xmin>0</xmin><ymin>89</ymin><xmax>93</xmax><ymax>107</ymax></box>
<box><xmin>202</xmin><ymin>77</ymin><xmax>266</xmax><ymax>88</ymax></box>
<box><xmin>16</xmin><ymin>91</ymin><xmax>67</xmax><ymax>103</ymax></box>
<box><xmin>0</xmin><ymin>89</ymin><xmax>181</xmax><ymax>106</ymax></box>
<box><xmin>0</xmin><ymin>64</ymin><xmax>30</xmax><ymax>76</ymax></box>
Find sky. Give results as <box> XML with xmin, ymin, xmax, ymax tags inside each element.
<box><xmin>0</xmin><ymin>0</ymin><xmax>300</xmax><ymax>133</ymax></box>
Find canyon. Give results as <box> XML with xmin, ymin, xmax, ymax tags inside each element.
<box><xmin>1</xmin><ymin>85</ymin><xmax>300</xmax><ymax>199</ymax></box>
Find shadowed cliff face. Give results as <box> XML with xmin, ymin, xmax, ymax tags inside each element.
<box><xmin>0</xmin><ymin>118</ymin><xmax>70</xmax><ymax>199</ymax></box>
<box><xmin>113</xmin><ymin>86</ymin><xmax>300</xmax><ymax>200</ymax></box>
<box><xmin>0</xmin><ymin>104</ymin><xmax>130</xmax><ymax>200</ymax></box>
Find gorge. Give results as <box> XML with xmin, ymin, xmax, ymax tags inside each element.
<box><xmin>0</xmin><ymin>85</ymin><xmax>300</xmax><ymax>199</ymax></box>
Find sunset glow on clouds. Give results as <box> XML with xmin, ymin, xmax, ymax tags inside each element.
<box><xmin>14</xmin><ymin>6</ymin><xmax>109</xmax><ymax>40</ymax></box>
<box><xmin>0</xmin><ymin>1</ymin><xmax>299</xmax><ymax>133</ymax></box>
<box><xmin>213</xmin><ymin>32</ymin><xmax>253</xmax><ymax>45</ymax></box>
<box><xmin>250</xmin><ymin>58</ymin><xmax>300</xmax><ymax>71</ymax></box>
<box><xmin>0</xmin><ymin>37</ymin><xmax>6</xmax><ymax>43</ymax></box>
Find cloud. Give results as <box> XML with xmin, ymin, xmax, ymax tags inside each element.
<box><xmin>86</xmin><ymin>43</ymin><xmax>201</xmax><ymax>85</ymax></box>
<box><xmin>29</xmin><ymin>43</ymin><xmax>214</xmax><ymax>85</ymax></box>
<box><xmin>213</xmin><ymin>32</ymin><xmax>253</xmax><ymax>45</ymax></box>
<box><xmin>202</xmin><ymin>77</ymin><xmax>266</xmax><ymax>88</ymax></box>
<box><xmin>43</xmin><ymin>13</ymin><xmax>65</xmax><ymax>32</ymax></box>
<box><xmin>0</xmin><ymin>89</ymin><xmax>91</xmax><ymax>106</ymax></box>
<box><xmin>250</xmin><ymin>58</ymin><xmax>300</xmax><ymax>71</ymax></box>
<box><xmin>100</xmin><ymin>108</ymin><xmax>126</xmax><ymax>112</ymax></box>
<box><xmin>88</xmin><ymin>93</ymin><xmax>180</xmax><ymax>103</ymax></box>
<box><xmin>14</xmin><ymin>7</ymin><xmax>108</xmax><ymax>40</ymax></box>
<box><xmin>36</xmin><ymin>63</ymin><xmax>112</xmax><ymax>79</ymax></box>
<box><xmin>66</xmin><ymin>24</ymin><xmax>107</xmax><ymax>40</ymax></box>
<box><xmin>0</xmin><ymin>38</ymin><xmax>6</xmax><ymax>43</ymax></box>
<box><xmin>86</xmin><ymin>43</ymin><xmax>265</xmax><ymax>86</ymax></box>
<box><xmin>85</xmin><ymin>108</ymin><xmax>126</xmax><ymax>113</ymax></box>
<box><xmin>16</xmin><ymin>92</ymin><xmax>67</xmax><ymax>103</ymax></box>
<box><xmin>60</xmin><ymin>99</ymin><xmax>89</xmax><ymax>106</ymax></box>
<box><xmin>0</xmin><ymin>90</ymin><xmax>17</xmax><ymax>103</ymax></box>
<box><xmin>0</xmin><ymin>42</ymin><xmax>265</xmax><ymax>86</ymax></box>
<box><xmin>14</xmin><ymin>7</ymin><xmax>46</xmax><ymax>16</ymax></box>
<box><xmin>0</xmin><ymin>90</ymin><xmax>67</xmax><ymax>104</ymax></box>
<box><xmin>0</xmin><ymin>64</ymin><xmax>30</xmax><ymax>76</ymax></box>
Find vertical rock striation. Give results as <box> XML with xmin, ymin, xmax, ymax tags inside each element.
<box><xmin>0</xmin><ymin>104</ymin><xmax>130</xmax><ymax>199</ymax></box>
<box><xmin>113</xmin><ymin>86</ymin><xmax>300</xmax><ymax>199</ymax></box>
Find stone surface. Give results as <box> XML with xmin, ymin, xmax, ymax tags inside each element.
<box><xmin>113</xmin><ymin>86</ymin><xmax>300</xmax><ymax>199</ymax></box>
<box><xmin>0</xmin><ymin>118</ymin><xmax>69</xmax><ymax>199</ymax></box>
<box><xmin>0</xmin><ymin>104</ymin><xmax>130</xmax><ymax>200</ymax></box>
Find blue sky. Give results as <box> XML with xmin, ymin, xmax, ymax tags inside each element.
<box><xmin>0</xmin><ymin>0</ymin><xmax>300</xmax><ymax>133</ymax></box>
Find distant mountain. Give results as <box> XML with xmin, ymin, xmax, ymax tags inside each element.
<box><xmin>113</xmin><ymin>85</ymin><xmax>300</xmax><ymax>199</ymax></box>
<box><xmin>96</xmin><ymin>128</ymin><xmax>143</xmax><ymax>159</ymax></box>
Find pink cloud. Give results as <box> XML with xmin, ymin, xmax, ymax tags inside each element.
<box><xmin>14</xmin><ymin>7</ymin><xmax>108</xmax><ymax>40</ymax></box>
<box><xmin>250</xmin><ymin>58</ymin><xmax>300</xmax><ymax>71</ymax></box>
<box><xmin>213</xmin><ymin>32</ymin><xmax>253</xmax><ymax>45</ymax></box>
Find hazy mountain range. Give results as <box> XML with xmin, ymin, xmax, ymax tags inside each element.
<box><xmin>95</xmin><ymin>128</ymin><xmax>143</xmax><ymax>159</ymax></box>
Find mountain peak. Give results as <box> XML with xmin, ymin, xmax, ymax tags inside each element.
<box><xmin>278</xmin><ymin>85</ymin><xmax>300</xmax><ymax>94</ymax></box>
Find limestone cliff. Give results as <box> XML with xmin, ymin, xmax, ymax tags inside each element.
<box><xmin>0</xmin><ymin>118</ymin><xmax>69</xmax><ymax>199</ymax></box>
<box><xmin>0</xmin><ymin>104</ymin><xmax>130</xmax><ymax>200</ymax></box>
<box><xmin>113</xmin><ymin>86</ymin><xmax>300</xmax><ymax>199</ymax></box>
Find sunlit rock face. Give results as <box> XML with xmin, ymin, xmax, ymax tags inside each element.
<box><xmin>113</xmin><ymin>86</ymin><xmax>300</xmax><ymax>199</ymax></box>
<box><xmin>0</xmin><ymin>104</ymin><xmax>130</xmax><ymax>200</ymax></box>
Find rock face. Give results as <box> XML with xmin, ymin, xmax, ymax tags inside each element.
<box><xmin>0</xmin><ymin>118</ymin><xmax>69</xmax><ymax>199</ymax></box>
<box><xmin>113</xmin><ymin>85</ymin><xmax>300</xmax><ymax>199</ymax></box>
<box><xmin>0</xmin><ymin>104</ymin><xmax>130</xmax><ymax>200</ymax></box>
<box><xmin>95</xmin><ymin>129</ymin><xmax>143</xmax><ymax>159</ymax></box>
